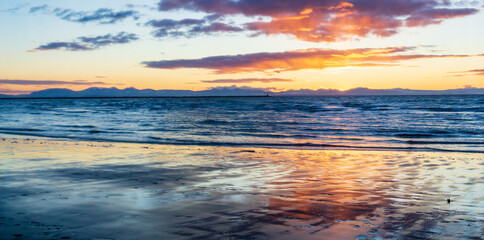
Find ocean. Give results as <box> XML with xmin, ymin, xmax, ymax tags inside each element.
<box><xmin>1</xmin><ymin>95</ymin><xmax>483</xmax><ymax>152</ymax></box>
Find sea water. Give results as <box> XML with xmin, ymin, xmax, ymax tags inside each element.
<box><xmin>0</xmin><ymin>95</ymin><xmax>483</xmax><ymax>152</ymax></box>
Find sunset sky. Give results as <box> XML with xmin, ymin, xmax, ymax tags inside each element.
<box><xmin>1</xmin><ymin>0</ymin><xmax>483</xmax><ymax>94</ymax></box>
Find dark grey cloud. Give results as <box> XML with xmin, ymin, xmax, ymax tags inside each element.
<box><xmin>146</xmin><ymin>15</ymin><xmax>243</xmax><ymax>38</ymax></box>
<box><xmin>147</xmin><ymin>18</ymin><xmax>205</xmax><ymax>37</ymax></box>
<box><xmin>30</xmin><ymin>32</ymin><xmax>138</xmax><ymax>52</ymax></box>
<box><xmin>31</xmin><ymin>42</ymin><xmax>92</xmax><ymax>51</ymax></box>
<box><xmin>78</xmin><ymin>32</ymin><xmax>139</xmax><ymax>47</ymax></box>
<box><xmin>0</xmin><ymin>79</ymin><xmax>112</xmax><ymax>86</ymax></box>
<box><xmin>405</xmin><ymin>7</ymin><xmax>478</xmax><ymax>26</ymax></box>
<box><xmin>56</xmin><ymin>8</ymin><xmax>139</xmax><ymax>24</ymax></box>
<box><xmin>190</xmin><ymin>22</ymin><xmax>244</xmax><ymax>34</ymax></box>
<box><xmin>29</xmin><ymin>5</ymin><xmax>48</xmax><ymax>13</ymax></box>
<box><xmin>147</xmin><ymin>18</ymin><xmax>206</xmax><ymax>28</ymax></box>
<box><xmin>30</xmin><ymin>5</ymin><xmax>139</xmax><ymax>24</ymax></box>
<box><xmin>201</xmin><ymin>78</ymin><xmax>293</xmax><ymax>83</ymax></box>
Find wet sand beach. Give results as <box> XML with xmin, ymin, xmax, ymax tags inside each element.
<box><xmin>0</xmin><ymin>136</ymin><xmax>483</xmax><ymax>240</ymax></box>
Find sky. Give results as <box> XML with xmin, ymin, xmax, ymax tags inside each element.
<box><xmin>1</xmin><ymin>0</ymin><xmax>483</xmax><ymax>94</ymax></box>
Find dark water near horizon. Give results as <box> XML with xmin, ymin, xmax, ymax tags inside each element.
<box><xmin>0</xmin><ymin>95</ymin><xmax>483</xmax><ymax>152</ymax></box>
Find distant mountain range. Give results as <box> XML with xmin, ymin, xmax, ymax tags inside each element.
<box><xmin>1</xmin><ymin>86</ymin><xmax>483</xmax><ymax>98</ymax></box>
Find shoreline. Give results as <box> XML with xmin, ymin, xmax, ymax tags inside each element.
<box><xmin>1</xmin><ymin>133</ymin><xmax>482</xmax><ymax>154</ymax></box>
<box><xmin>1</xmin><ymin>136</ymin><xmax>483</xmax><ymax>239</ymax></box>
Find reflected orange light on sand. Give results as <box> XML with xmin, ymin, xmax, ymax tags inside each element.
<box><xmin>1</xmin><ymin>137</ymin><xmax>483</xmax><ymax>239</ymax></box>
<box><xmin>263</xmin><ymin>150</ymin><xmax>390</xmax><ymax>223</ymax></box>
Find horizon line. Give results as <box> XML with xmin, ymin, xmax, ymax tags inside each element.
<box><xmin>1</xmin><ymin>85</ymin><xmax>483</xmax><ymax>96</ymax></box>
<box><xmin>1</xmin><ymin>86</ymin><xmax>484</xmax><ymax>99</ymax></box>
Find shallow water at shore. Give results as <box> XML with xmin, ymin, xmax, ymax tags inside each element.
<box><xmin>1</xmin><ymin>137</ymin><xmax>483</xmax><ymax>239</ymax></box>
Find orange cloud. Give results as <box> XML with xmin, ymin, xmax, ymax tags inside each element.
<box><xmin>143</xmin><ymin>47</ymin><xmax>482</xmax><ymax>74</ymax></box>
<box><xmin>157</xmin><ymin>0</ymin><xmax>479</xmax><ymax>42</ymax></box>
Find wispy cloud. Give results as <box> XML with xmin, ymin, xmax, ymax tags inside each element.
<box><xmin>0</xmin><ymin>79</ymin><xmax>115</xmax><ymax>86</ymax></box>
<box><xmin>201</xmin><ymin>78</ymin><xmax>293</xmax><ymax>83</ymax></box>
<box><xmin>448</xmin><ymin>68</ymin><xmax>484</xmax><ymax>77</ymax></box>
<box><xmin>78</xmin><ymin>32</ymin><xmax>139</xmax><ymax>46</ymax></box>
<box><xmin>30</xmin><ymin>42</ymin><xmax>92</xmax><ymax>52</ymax></box>
<box><xmin>155</xmin><ymin>0</ymin><xmax>479</xmax><ymax>42</ymax></box>
<box><xmin>465</xmin><ymin>69</ymin><xmax>484</xmax><ymax>75</ymax></box>
<box><xmin>146</xmin><ymin>16</ymin><xmax>243</xmax><ymax>38</ymax></box>
<box><xmin>2</xmin><ymin>3</ymin><xmax>28</xmax><ymax>14</ymax></box>
<box><xmin>30</xmin><ymin>5</ymin><xmax>139</xmax><ymax>24</ymax></box>
<box><xmin>125</xmin><ymin>3</ymin><xmax>157</xmax><ymax>11</ymax></box>
<box><xmin>29</xmin><ymin>32</ymin><xmax>138</xmax><ymax>52</ymax></box>
<box><xmin>143</xmin><ymin>46</ymin><xmax>482</xmax><ymax>74</ymax></box>
<box><xmin>29</xmin><ymin>5</ymin><xmax>48</xmax><ymax>13</ymax></box>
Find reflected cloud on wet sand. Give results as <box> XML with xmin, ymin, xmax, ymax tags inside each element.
<box><xmin>0</xmin><ymin>138</ymin><xmax>482</xmax><ymax>239</ymax></box>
